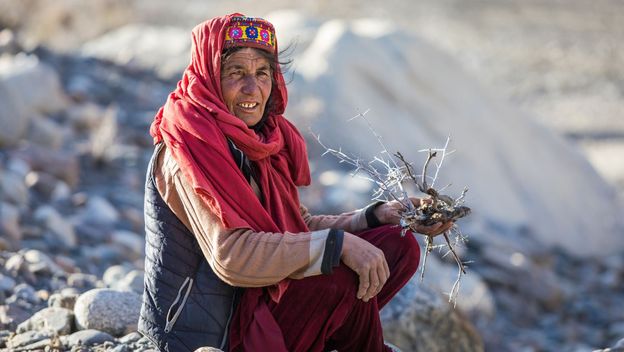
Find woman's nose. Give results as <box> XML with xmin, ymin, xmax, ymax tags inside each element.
<box><xmin>241</xmin><ymin>75</ymin><xmax>258</xmax><ymax>94</ymax></box>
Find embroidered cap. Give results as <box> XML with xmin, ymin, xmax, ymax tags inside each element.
<box><xmin>224</xmin><ymin>16</ymin><xmax>276</xmax><ymax>52</ymax></box>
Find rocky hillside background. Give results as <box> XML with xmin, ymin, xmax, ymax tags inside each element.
<box><xmin>0</xmin><ymin>1</ymin><xmax>623</xmax><ymax>351</ymax></box>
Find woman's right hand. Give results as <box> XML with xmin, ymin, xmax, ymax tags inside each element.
<box><xmin>340</xmin><ymin>232</ymin><xmax>390</xmax><ymax>302</ymax></box>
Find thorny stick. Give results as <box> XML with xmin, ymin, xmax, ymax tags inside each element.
<box><xmin>312</xmin><ymin>113</ymin><xmax>470</xmax><ymax>304</ymax></box>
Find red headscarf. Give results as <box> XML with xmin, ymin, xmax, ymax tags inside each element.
<box><xmin>150</xmin><ymin>13</ymin><xmax>309</xmax><ymax>351</ymax></box>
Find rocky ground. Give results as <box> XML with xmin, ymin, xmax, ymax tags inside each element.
<box><xmin>1</xmin><ymin>1</ymin><xmax>624</xmax><ymax>351</ymax></box>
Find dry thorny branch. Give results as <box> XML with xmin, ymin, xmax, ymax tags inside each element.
<box><xmin>312</xmin><ymin>109</ymin><xmax>472</xmax><ymax>304</ymax></box>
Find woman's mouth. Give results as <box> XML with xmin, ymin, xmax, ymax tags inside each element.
<box><xmin>237</xmin><ymin>102</ymin><xmax>258</xmax><ymax>110</ymax></box>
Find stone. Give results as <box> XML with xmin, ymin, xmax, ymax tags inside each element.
<box><xmin>0</xmin><ymin>302</ymin><xmax>31</xmax><ymax>330</ymax></box>
<box><xmin>103</xmin><ymin>265</ymin><xmax>132</xmax><ymax>287</ymax></box>
<box><xmin>62</xmin><ymin>329</ymin><xmax>114</xmax><ymax>347</ymax></box>
<box><xmin>5</xmin><ymin>329</ymin><xmax>53</xmax><ymax>349</ymax></box>
<box><xmin>0</xmin><ymin>29</ymin><xmax>19</xmax><ymax>54</ymax></box>
<box><xmin>381</xmin><ymin>281</ymin><xmax>484</xmax><ymax>352</ymax></box>
<box><xmin>1</xmin><ymin>171</ymin><xmax>28</xmax><ymax>207</ymax></box>
<box><xmin>81</xmin><ymin>24</ymin><xmax>190</xmax><ymax>80</ymax></box>
<box><xmin>115</xmin><ymin>270</ymin><xmax>144</xmax><ymax>294</ymax></box>
<box><xmin>27</xmin><ymin>113</ymin><xmax>66</xmax><ymax>150</ymax></box>
<box><xmin>48</xmin><ymin>292</ymin><xmax>79</xmax><ymax>310</ymax></box>
<box><xmin>118</xmin><ymin>331</ymin><xmax>142</xmax><ymax>344</ymax></box>
<box><xmin>67</xmin><ymin>273</ymin><xmax>99</xmax><ymax>290</ymax></box>
<box><xmin>78</xmin><ymin>196</ymin><xmax>120</xmax><ymax>226</ymax></box>
<box><xmin>65</xmin><ymin>102</ymin><xmax>107</xmax><ymax>131</ymax></box>
<box><xmin>13</xmin><ymin>144</ymin><xmax>79</xmax><ymax>187</ymax></box>
<box><xmin>8</xmin><ymin>283</ymin><xmax>40</xmax><ymax>305</ymax></box>
<box><xmin>421</xmin><ymin>255</ymin><xmax>495</xmax><ymax>319</ymax></box>
<box><xmin>110</xmin><ymin>344</ymin><xmax>131</xmax><ymax>352</ymax></box>
<box><xmin>0</xmin><ymin>202</ymin><xmax>21</xmax><ymax>242</ymax></box>
<box><xmin>111</xmin><ymin>230</ymin><xmax>144</xmax><ymax>258</ymax></box>
<box><xmin>23</xmin><ymin>249</ymin><xmax>65</xmax><ymax>276</ymax></box>
<box><xmin>74</xmin><ymin>289</ymin><xmax>141</xmax><ymax>336</ymax></box>
<box><xmin>0</xmin><ymin>274</ymin><xmax>16</xmax><ymax>293</ymax></box>
<box><xmin>16</xmin><ymin>307</ymin><xmax>73</xmax><ymax>335</ymax></box>
<box><xmin>0</xmin><ymin>76</ymin><xmax>29</xmax><ymax>147</ymax></box>
<box><xmin>34</xmin><ymin>205</ymin><xmax>77</xmax><ymax>248</ymax></box>
<box><xmin>0</xmin><ymin>53</ymin><xmax>68</xmax><ymax>115</ymax></box>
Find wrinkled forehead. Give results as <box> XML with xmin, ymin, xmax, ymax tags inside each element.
<box><xmin>221</xmin><ymin>48</ymin><xmax>272</xmax><ymax>68</ymax></box>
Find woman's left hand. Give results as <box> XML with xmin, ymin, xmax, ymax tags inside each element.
<box><xmin>373</xmin><ymin>198</ymin><xmax>453</xmax><ymax>237</ymax></box>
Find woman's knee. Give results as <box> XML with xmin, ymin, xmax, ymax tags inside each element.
<box><xmin>377</xmin><ymin>226</ymin><xmax>421</xmax><ymax>276</ymax></box>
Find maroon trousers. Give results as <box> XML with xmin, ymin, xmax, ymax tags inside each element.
<box><xmin>267</xmin><ymin>225</ymin><xmax>420</xmax><ymax>352</ymax></box>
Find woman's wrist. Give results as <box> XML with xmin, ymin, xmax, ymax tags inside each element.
<box><xmin>364</xmin><ymin>201</ymin><xmax>385</xmax><ymax>228</ymax></box>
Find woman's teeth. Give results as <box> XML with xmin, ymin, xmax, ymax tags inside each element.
<box><xmin>238</xmin><ymin>102</ymin><xmax>257</xmax><ymax>109</ymax></box>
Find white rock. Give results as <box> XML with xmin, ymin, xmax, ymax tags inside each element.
<box><xmin>103</xmin><ymin>265</ymin><xmax>132</xmax><ymax>287</ymax></box>
<box><xmin>23</xmin><ymin>249</ymin><xmax>66</xmax><ymax>276</ymax></box>
<box><xmin>1</xmin><ymin>171</ymin><xmax>28</xmax><ymax>207</ymax></box>
<box><xmin>381</xmin><ymin>281</ymin><xmax>484</xmax><ymax>352</ymax></box>
<box><xmin>0</xmin><ymin>202</ymin><xmax>22</xmax><ymax>242</ymax></box>
<box><xmin>74</xmin><ymin>288</ymin><xmax>141</xmax><ymax>336</ymax></box>
<box><xmin>0</xmin><ymin>54</ymin><xmax>68</xmax><ymax>115</ymax></box>
<box><xmin>288</xmin><ymin>16</ymin><xmax>624</xmax><ymax>258</ymax></box>
<box><xmin>65</xmin><ymin>102</ymin><xmax>107</xmax><ymax>131</ymax></box>
<box><xmin>115</xmin><ymin>270</ymin><xmax>144</xmax><ymax>294</ymax></box>
<box><xmin>16</xmin><ymin>307</ymin><xmax>73</xmax><ymax>335</ymax></box>
<box><xmin>34</xmin><ymin>205</ymin><xmax>77</xmax><ymax>247</ymax></box>
<box><xmin>27</xmin><ymin>113</ymin><xmax>66</xmax><ymax>150</ymax></box>
<box><xmin>421</xmin><ymin>255</ymin><xmax>495</xmax><ymax>318</ymax></box>
<box><xmin>0</xmin><ymin>79</ymin><xmax>29</xmax><ymax>146</ymax></box>
<box><xmin>78</xmin><ymin>196</ymin><xmax>120</xmax><ymax>226</ymax></box>
<box><xmin>61</xmin><ymin>329</ymin><xmax>114</xmax><ymax>347</ymax></box>
<box><xmin>111</xmin><ymin>230</ymin><xmax>144</xmax><ymax>257</ymax></box>
<box><xmin>0</xmin><ymin>273</ymin><xmax>16</xmax><ymax>292</ymax></box>
<box><xmin>81</xmin><ymin>24</ymin><xmax>190</xmax><ymax>80</ymax></box>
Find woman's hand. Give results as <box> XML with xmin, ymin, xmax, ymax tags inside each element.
<box><xmin>341</xmin><ymin>232</ymin><xmax>390</xmax><ymax>302</ymax></box>
<box><xmin>373</xmin><ymin>198</ymin><xmax>453</xmax><ymax>237</ymax></box>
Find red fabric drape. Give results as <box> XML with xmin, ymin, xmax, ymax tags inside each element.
<box><xmin>149</xmin><ymin>13</ymin><xmax>310</xmax><ymax>351</ymax></box>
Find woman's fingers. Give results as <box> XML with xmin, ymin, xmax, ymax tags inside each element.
<box><xmin>416</xmin><ymin>221</ymin><xmax>454</xmax><ymax>236</ymax></box>
<box><xmin>356</xmin><ymin>268</ymin><xmax>370</xmax><ymax>300</ymax></box>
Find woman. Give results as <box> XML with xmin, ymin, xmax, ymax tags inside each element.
<box><xmin>139</xmin><ymin>13</ymin><xmax>451</xmax><ymax>352</ymax></box>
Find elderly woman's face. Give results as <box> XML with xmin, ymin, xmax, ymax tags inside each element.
<box><xmin>220</xmin><ymin>48</ymin><xmax>272</xmax><ymax>127</ymax></box>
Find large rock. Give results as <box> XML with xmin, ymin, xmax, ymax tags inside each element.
<box><xmin>0</xmin><ymin>54</ymin><xmax>68</xmax><ymax>115</ymax></box>
<box><xmin>34</xmin><ymin>206</ymin><xmax>77</xmax><ymax>248</ymax></box>
<box><xmin>283</xmin><ymin>16</ymin><xmax>624</xmax><ymax>258</ymax></box>
<box><xmin>5</xmin><ymin>330</ymin><xmax>54</xmax><ymax>350</ymax></box>
<box><xmin>81</xmin><ymin>24</ymin><xmax>190</xmax><ymax>80</ymax></box>
<box><xmin>74</xmin><ymin>288</ymin><xmax>141</xmax><ymax>336</ymax></box>
<box><xmin>61</xmin><ymin>329</ymin><xmax>115</xmax><ymax>347</ymax></box>
<box><xmin>13</xmin><ymin>145</ymin><xmax>79</xmax><ymax>187</ymax></box>
<box><xmin>0</xmin><ymin>79</ymin><xmax>29</xmax><ymax>147</ymax></box>
<box><xmin>16</xmin><ymin>307</ymin><xmax>73</xmax><ymax>335</ymax></box>
<box><xmin>381</xmin><ymin>281</ymin><xmax>484</xmax><ymax>352</ymax></box>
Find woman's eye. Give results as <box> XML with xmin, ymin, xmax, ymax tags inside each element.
<box><xmin>257</xmin><ymin>70</ymin><xmax>271</xmax><ymax>80</ymax></box>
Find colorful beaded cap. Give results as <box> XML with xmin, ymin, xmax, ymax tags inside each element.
<box><xmin>224</xmin><ymin>16</ymin><xmax>276</xmax><ymax>52</ymax></box>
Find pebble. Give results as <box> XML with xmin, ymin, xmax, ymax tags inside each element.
<box><xmin>61</xmin><ymin>329</ymin><xmax>114</xmax><ymax>347</ymax></box>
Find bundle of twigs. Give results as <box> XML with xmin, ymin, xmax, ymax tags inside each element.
<box><xmin>313</xmin><ymin>109</ymin><xmax>472</xmax><ymax>303</ymax></box>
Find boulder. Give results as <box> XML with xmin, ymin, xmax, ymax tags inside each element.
<box><xmin>61</xmin><ymin>329</ymin><xmax>115</xmax><ymax>347</ymax></box>
<box><xmin>381</xmin><ymin>282</ymin><xmax>484</xmax><ymax>352</ymax></box>
<box><xmin>16</xmin><ymin>307</ymin><xmax>73</xmax><ymax>335</ymax></box>
<box><xmin>74</xmin><ymin>288</ymin><xmax>141</xmax><ymax>336</ymax></box>
<box><xmin>81</xmin><ymin>24</ymin><xmax>190</xmax><ymax>80</ymax></box>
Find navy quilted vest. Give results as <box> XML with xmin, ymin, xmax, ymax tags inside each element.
<box><xmin>138</xmin><ymin>143</ymin><xmax>239</xmax><ymax>351</ymax></box>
